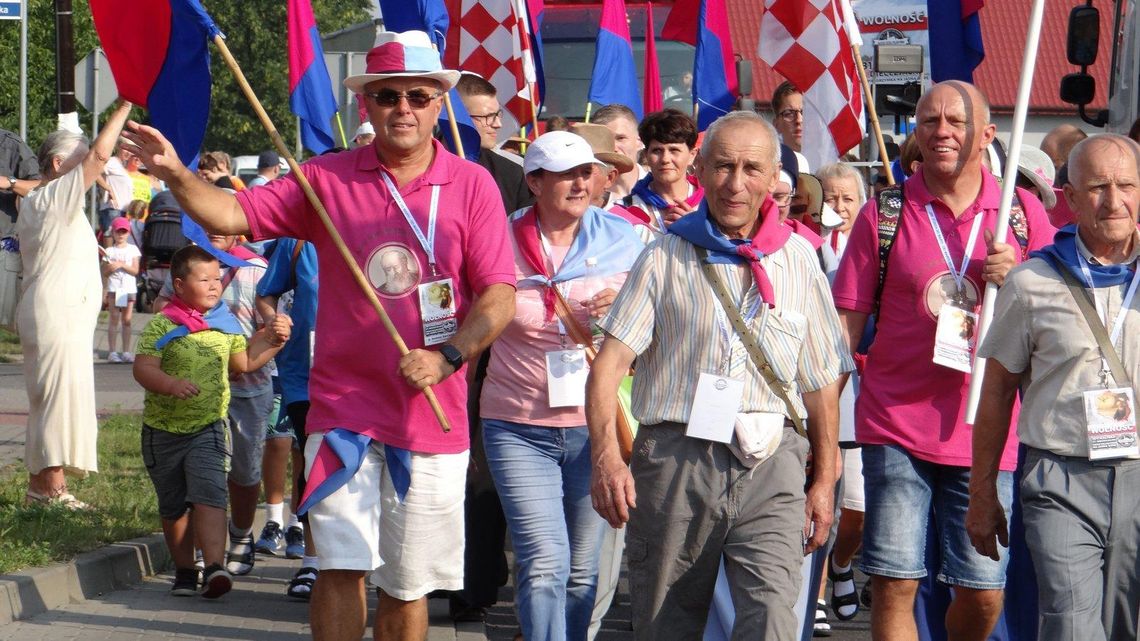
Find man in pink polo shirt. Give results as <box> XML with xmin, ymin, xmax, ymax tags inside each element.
<box><xmin>123</xmin><ymin>30</ymin><xmax>516</xmax><ymax>641</ymax></box>
<box><xmin>831</xmin><ymin>81</ymin><xmax>1054</xmax><ymax>641</ymax></box>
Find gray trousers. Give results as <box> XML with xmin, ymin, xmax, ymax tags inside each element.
<box><xmin>1021</xmin><ymin>448</ymin><xmax>1140</xmax><ymax>641</ymax></box>
<box><xmin>626</xmin><ymin>423</ymin><xmax>808</xmax><ymax>641</ymax></box>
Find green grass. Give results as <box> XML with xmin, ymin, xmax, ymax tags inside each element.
<box><xmin>0</xmin><ymin>327</ymin><xmax>21</xmax><ymax>363</ymax></box>
<box><xmin>0</xmin><ymin>413</ymin><xmax>160</xmax><ymax>575</ymax></box>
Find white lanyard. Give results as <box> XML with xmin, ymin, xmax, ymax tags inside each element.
<box><xmin>381</xmin><ymin>172</ymin><xmax>441</xmax><ymax>274</ymax></box>
<box><xmin>925</xmin><ymin>204</ymin><xmax>983</xmax><ymax>296</ymax></box>
<box><xmin>1078</xmin><ymin>259</ymin><xmax>1140</xmax><ymax>379</ymax></box>
<box><xmin>710</xmin><ymin>272</ymin><xmax>765</xmax><ymax>375</ymax></box>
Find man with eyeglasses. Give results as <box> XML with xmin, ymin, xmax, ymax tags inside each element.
<box><xmin>771</xmin><ymin>81</ymin><xmax>804</xmax><ymax>153</ymax></box>
<box><xmin>122</xmin><ymin>29</ymin><xmax>517</xmax><ymax>641</ymax></box>
<box><xmin>455</xmin><ymin>74</ymin><xmax>532</xmax><ymax>215</ymax></box>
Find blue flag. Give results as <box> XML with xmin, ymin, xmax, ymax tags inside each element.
<box><xmin>588</xmin><ymin>0</ymin><xmax>643</xmax><ymax>119</ymax></box>
<box><xmin>928</xmin><ymin>0</ymin><xmax>985</xmax><ymax>82</ymax></box>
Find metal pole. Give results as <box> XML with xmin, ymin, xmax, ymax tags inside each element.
<box><xmin>19</xmin><ymin>0</ymin><xmax>27</xmax><ymax>139</ymax></box>
<box><xmin>89</xmin><ymin>53</ymin><xmax>100</xmax><ymax>229</ymax></box>
<box><xmin>55</xmin><ymin>0</ymin><xmax>76</xmax><ymax>115</ymax></box>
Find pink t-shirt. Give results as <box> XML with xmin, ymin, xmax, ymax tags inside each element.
<box><xmin>480</xmin><ymin>238</ymin><xmax>627</xmax><ymax>427</ymax></box>
<box><xmin>236</xmin><ymin>141</ymin><xmax>516</xmax><ymax>453</ymax></box>
<box><xmin>832</xmin><ymin>167</ymin><xmax>1056</xmax><ymax>471</ymax></box>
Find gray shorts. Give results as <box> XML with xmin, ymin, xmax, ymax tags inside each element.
<box><xmin>228</xmin><ymin>391</ymin><xmax>275</xmax><ymax>487</ymax></box>
<box><xmin>142</xmin><ymin>421</ymin><xmax>231</xmax><ymax>520</ymax></box>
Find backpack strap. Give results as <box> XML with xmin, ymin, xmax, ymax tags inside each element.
<box><xmin>1007</xmin><ymin>192</ymin><xmax>1030</xmax><ymax>261</ymax></box>
<box><xmin>873</xmin><ymin>186</ymin><xmax>904</xmax><ymax>316</ymax></box>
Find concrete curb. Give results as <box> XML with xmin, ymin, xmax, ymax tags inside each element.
<box><xmin>0</xmin><ymin>532</ymin><xmax>170</xmax><ymax>625</ymax></box>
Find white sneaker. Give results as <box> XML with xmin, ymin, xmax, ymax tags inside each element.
<box><xmin>108</xmin><ymin>352</ymin><xmax>122</xmax><ymax>363</ymax></box>
<box><xmin>122</xmin><ymin>352</ymin><xmax>135</xmax><ymax>363</ymax></box>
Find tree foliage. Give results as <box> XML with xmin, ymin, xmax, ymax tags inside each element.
<box><xmin>0</xmin><ymin>0</ymin><xmax>370</xmax><ymax>155</ymax></box>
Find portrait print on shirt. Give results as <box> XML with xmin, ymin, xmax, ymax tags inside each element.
<box><xmin>924</xmin><ymin>271</ymin><xmax>980</xmax><ymax>318</ymax></box>
<box><xmin>367</xmin><ymin>243</ymin><xmax>422</xmax><ymax>298</ymax></box>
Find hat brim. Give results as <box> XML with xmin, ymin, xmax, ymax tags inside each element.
<box><xmin>1017</xmin><ymin>168</ymin><xmax>1057</xmax><ymax>210</ymax></box>
<box><xmin>594</xmin><ymin>151</ymin><xmax>635</xmax><ymax>174</ymax></box>
<box><xmin>797</xmin><ymin>173</ymin><xmax>823</xmax><ymax>217</ymax></box>
<box><xmin>344</xmin><ymin>70</ymin><xmax>461</xmax><ymax>94</ymax></box>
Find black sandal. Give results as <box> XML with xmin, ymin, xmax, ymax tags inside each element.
<box><xmin>287</xmin><ymin>567</ymin><xmax>318</xmax><ymax>601</ymax></box>
<box><xmin>827</xmin><ymin>554</ymin><xmax>860</xmax><ymax>621</ymax></box>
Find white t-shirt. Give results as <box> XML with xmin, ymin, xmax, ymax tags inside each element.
<box><xmin>104</xmin><ymin>244</ymin><xmax>141</xmax><ymax>294</ymax></box>
<box><xmin>102</xmin><ymin>157</ymin><xmax>134</xmax><ymax>211</ymax></box>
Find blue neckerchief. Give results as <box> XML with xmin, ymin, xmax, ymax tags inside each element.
<box><xmin>515</xmin><ymin>205</ymin><xmax>644</xmax><ymax>290</ymax></box>
<box><xmin>295</xmin><ymin>429</ymin><xmax>414</xmax><ymax>516</ymax></box>
<box><xmin>1030</xmin><ymin>224</ymin><xmax>1136</xmax><ymax>288</ymax></box>
<box><xmin>631</xmin><ymin>173</ymin><xmax>672</xmax><ymax>210</ymax></box>
<box><xmin>155</xmin><ymin>301</ymin><xmax>245</xmax><ymax>349</ymax></box>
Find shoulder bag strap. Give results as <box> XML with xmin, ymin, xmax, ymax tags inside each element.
<box><xmin>694</xmin><ymin>247</ymin><xmax>807</xmax><ymax>439</ymax></box>
<box><xmin>1053</xmin><ymin>261</ymin><xmax>1132</xmax><ymax>387</ymax></box>
<box><xmin>549</xmin><ymin>285</ymin><xmax>636</xmax><ymax>462</ymax></box>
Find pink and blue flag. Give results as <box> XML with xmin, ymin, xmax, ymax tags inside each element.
<box><xmin>376</xmin><ymin>0</ymin><xmax>481</xmax><ymax>161</ymax></box>
<box><xmin>644</xmin><ymin>3</ymin><xmax>663</xmax><ymax>114</ymax></box>
<box><xmin>588</xmin><ymin>0</ymin><xmax>643</xmax><ymax>120</ymax></box>
<box><xmin>90</xmin><ymin>0</ymin><xmax>248</xmax><ymax>268</ymax></box>
<box><xmin>928</xmin><ymin>0</ymin><xmax>985</xmax><ymax>82</ymax></box>
<box><xmin>288</xmin><ymin>0</ymin><xmax>338</xmax><ymax>154</ymax></box>
<box><xmin>526</xmin><ymin>0</ymin><xmax>547</xmax><ymax>107</ymax></box>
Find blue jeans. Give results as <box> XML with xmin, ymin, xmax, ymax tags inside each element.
<box><xmin>861</xmin><ymin>443</ymin><xmax>1013</xmax><ymax>590</ymax></box>
<box><xmin>482</xmin><ymin>419</ymin><xmax>606</xmax><ymax>641</ymax></box>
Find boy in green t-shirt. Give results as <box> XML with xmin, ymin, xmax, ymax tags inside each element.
<box><xmin>133</xmin><ymin>246</ymin><xmax>291</xmax><ymax>599</ymax></box>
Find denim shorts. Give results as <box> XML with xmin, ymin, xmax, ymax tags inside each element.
<box><xmin>142</xmin><ymin>420</ymin><xmax>231</xmax><ymax>519</ymax></box>
<box><xmin>861</xmin><ymin>443</ymin><xmax>1013</xmax><ymax>590</ymax></box>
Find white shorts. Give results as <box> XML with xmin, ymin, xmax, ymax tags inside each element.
<box><xmin>303</xmin><ymin>432</ymin><xmax>468</xmax><ymax>601</ymax></box>
<box><xmin>841</xmin><ymin>447</ymin><xmax>865</xmax><ymax>512</ymax></box>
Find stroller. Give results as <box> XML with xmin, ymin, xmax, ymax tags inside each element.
<box><xmin>138</xmin><ymin>191</ymin><xmax>191</xmax><ymax>311</ymax></box>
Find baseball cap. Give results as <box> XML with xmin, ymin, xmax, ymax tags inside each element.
<box><xmin>257</xmin><ymin>150</ymin><xmax>280</xmax><ymax>169</ymax></box>
<box><xmin>354</xmin><ymin>122</ymin><xmax>375</xmax><ymax>138</ymax></box>
<box><xmin>523</xmin><ymin>131</ymin><xmax>608</xmax><ymax>175</ymax></box>
<box><xmin>111</xmin><ymin>217</ymin><xmax>131</xmax><ymax>232</ymax></box>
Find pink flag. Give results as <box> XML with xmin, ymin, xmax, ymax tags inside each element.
<box><xmin>644</xmin><ymin>3</ymin><xmax>663</xmax><ymax>114</ymax></box>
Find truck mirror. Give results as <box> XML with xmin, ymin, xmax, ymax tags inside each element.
<box><xmin>1066</xmin><ymin>5</ymin><xmax>1100</xmax><ymax>66</ymax></box>
<box><xmin>1060</xmin><ymin>73</ymin><xmax>1096</xmax><ymax>106</ymax></box>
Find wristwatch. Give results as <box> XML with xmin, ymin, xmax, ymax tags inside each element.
<box><xmin>3</xmin><ymin>177</ymin><xmax>14</xmax><ymax>192</ymax></box>
<box><xmin>439</xmin><ymin>343</ymin><xmax>464</xmax><ymax>372</ymax></box>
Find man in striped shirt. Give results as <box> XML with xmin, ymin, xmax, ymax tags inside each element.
<box><xmin>586</xmin><ymin>111</ymin><xmax>852</xmax><ymax>639</ymax></box>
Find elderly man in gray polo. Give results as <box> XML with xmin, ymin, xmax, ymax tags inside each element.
<box><xmin>967</xmin><ymin>133</ymin><xmax>1140</xmax><ymax>641</ymax></box>
<box><xmin>586</xmin><ymin>110</ymin><xmax>851</xmax><ymax>639</ymax></box>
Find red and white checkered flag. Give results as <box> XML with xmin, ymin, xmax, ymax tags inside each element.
<box><xmin>445</xmin><ymin>0</ymin><xmax>537</xmax><ymax>131</ymax></box>
<box><xmin>758</xmin><ymin>0</ymin><xmax>864</xmax><ymax>170</ymax></box>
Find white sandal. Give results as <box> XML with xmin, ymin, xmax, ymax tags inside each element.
<box><xmin>25</xmin><ymin>489</ymin><xmax>92</xmax><ymax>511</ymax></box>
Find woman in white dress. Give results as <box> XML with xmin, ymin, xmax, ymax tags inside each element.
<box><xmin>19</xmin><ymin>100</ymin><xmax>132</xmax><ymax>508</ymax></box>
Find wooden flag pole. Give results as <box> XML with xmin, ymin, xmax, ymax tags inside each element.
<box><xmin>211</xmin><ymin>34</ymin><xmax>451</xmax><ymax>433</ymax></box>
<box><xmin>851</xmin><ymin>41</ymin><xmax>895</xmax><ymax>186</ymax></box>
<box><xmin>442</xmin><ymin>91</ymin><xmax>466</xmax><ymax>158</ymax></box>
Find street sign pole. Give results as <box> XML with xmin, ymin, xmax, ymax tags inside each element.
<box><xmin>19</xmin><ymin>0</ymin><xmax>27</xmax><ymax>140</ymax></box>
<box><xmin>88</xmin><ymin>53</ymin><xmax>100</xmax><ymax>228</ymax></box>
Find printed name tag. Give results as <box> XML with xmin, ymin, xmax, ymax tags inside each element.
<box><xmin>419</xmin><ymin>277</ymin><xmax>458</xmax><ymax>346</ymax></box>
<box><xmin>1083</xmin><ymin>387</ymin><xmax>1140</xmax><ymax>460</ymax></box>
<box><xmin>686</xmin><ymin>373</ymin><xmax>745</xmax><ymax>443</ymax></box>
<box><xmin>546</xmin><ymin>348</ymin><xmax>588</xmax><ymax>407</ymax></box>
<box><xmin>932</xmin><ymin>302</ymin><xmax>978</xmax><ymax>373</ymax></box>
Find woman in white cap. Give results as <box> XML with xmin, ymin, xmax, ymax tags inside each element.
<box><xmin>479</xmin><ymin>131</ymin><xmax>644</xmax><ymax>641</ymax></box>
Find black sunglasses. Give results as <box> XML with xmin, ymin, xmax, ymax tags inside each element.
<box><xmin>364</xmin><ymin>88</ymin><xmax>444</xmax><ymax>109</ymax></box>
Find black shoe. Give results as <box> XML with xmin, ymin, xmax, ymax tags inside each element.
<box><xmin>171</xmin><ymin>568</ymin><xmax>199</xmax><ymax>596</ymax></box>
<box><xmin>200</xmin><ymin>563</ymin><xmax>233</xmax><ymax>599</ymax></box>
<box><xmin>286</xmin><ymin>566</ymin><xmax>318</xmax><ymax>601</ymax></box>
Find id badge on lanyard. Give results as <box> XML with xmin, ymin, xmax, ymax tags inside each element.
<box><xmin>927</xmin><ymin>205</ymin><xmax>983</xmax><ymax>373</ymax></box>
<box><xmin>1080</xmin><ymin>262</ymin><xmax>1140</xmax><ymax>460</ymax></box>
<box><xmin>381</xmin><ymin>173</ymin><xmax>458</xmax><ymax>346</ymax></box>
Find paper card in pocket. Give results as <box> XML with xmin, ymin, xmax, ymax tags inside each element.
<box><xmin>686</xmin><ymin>373</ymin><xmax>744</xmax><ymax>443</ymax></box>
